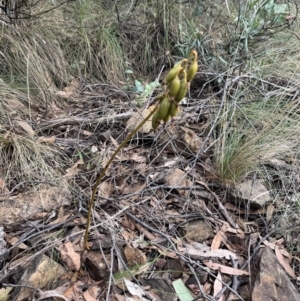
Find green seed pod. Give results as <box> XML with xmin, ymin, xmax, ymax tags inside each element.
<box><xmin>167</xmin><ymin>69</ymin><xmax>182</xmax><ymax>99</ymax></box>
<box><xmin>163</xmin><ymin>59</ymin><xmax>188</xmax><ymax>85</ymax></box>
<box><xmin>174</xmin><ymin>69</ymin><xmax>187</xmax><ymax>104</ymax></box>
<box><xmin>152</xmin><ymin>111</ymin><xmax>160</xmax><ymax>130</ymax></box>
<box><xmin>156</xmin><ymin>97</ymin><xmax>171</xmax><ymax>120</ymax></box>
<box><xmin>186</xmin><ymin>50</ymin><xmax>198</xmax><ymax>87</ymax></box>
<box><xmin>163</xmin><ymin>111</ymin><xmax>171</xmax><ymax>124</ymax></box>
<box><xmin>169</xmin><ymin>102</ymin><xmax>178</xmax><ymax>118</ymax></box>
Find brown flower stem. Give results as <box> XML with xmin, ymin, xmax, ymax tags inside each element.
<box><xmin>84</xmin><ymin>105</ymin><xmax>158</xmax><ymax>249</ymax></box>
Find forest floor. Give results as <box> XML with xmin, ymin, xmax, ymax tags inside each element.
<box><xmin>1</xmin><ymin>76</ymin><xmax>300</xmax><ymax>301</ymax></box>
<box><xmin>1</xmin><ymin>1</ymin><xmax>300</xmax><ymax>300</ymax></box>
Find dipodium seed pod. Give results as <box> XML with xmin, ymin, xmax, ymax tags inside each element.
<box><xmin>163</xmin><ymin>59</ymin><xmax>188</xmax><ymax>85</ymax></box>
<box><xmin>152</xmin><ymin>111</ymin><xmax>160</xmax><ymax>130</ymax></box>
<box><xmin>163</xmin><ymin>111</ymin><xmax>171</xmax><ymax>124</ymax></box>
<box><xmin>167</xmin><ymin>69</ymin><xmax>182</xmax><ymax>99</ymax></box>
<box><xmin>156</xmin><ymin>97</ymin><xmax>171</xmax><ymax>120</ymax></box>
<box><xmin>169</xmin><ymin>102</ymin><xmax>178</xmax><ymax>118</ymax></box>
<box><xmin>187</xmin><ymin>50</ymin><xmax>198</xmax><ymax>86</ymax></box>
<box><xmin>174</xmin><ymin>69</ymin><xmax>187</xmax><ymax>103</ymax></box>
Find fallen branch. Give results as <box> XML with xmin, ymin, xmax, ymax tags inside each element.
<box><xmin>34</xmin><ymin>112</ymin><xmax>133</xmax><ymax>131</ymax></box>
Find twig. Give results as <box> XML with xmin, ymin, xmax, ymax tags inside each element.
<box><xmin>187</xmin><ymin>263</ymin><xmax>216</xmax><ymax>301</ymax></box>
<box><xmin>223</xmin><ymin>256</ymin><xmax>240</xmax><ymax>301</ymax></box>
<box><xmin>196</xmin><ymin>180</ymin><xmax>238</xmax><ymax>229</ymax></box>
<box><xmin>0</xmin><ymin>215</ymin><xmax>78</xmax><ymax>260</ymax></box>
<box><xmin>241</xmin><ymin>227</ymin><xmax>278</xmax><ymax>270</ymax></box>
<box><xmin>2</xmin><ymin>282</ymin><xmax>42</xmax><ymax>293</ymax></box>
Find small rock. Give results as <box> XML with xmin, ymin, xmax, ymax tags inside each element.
<box><xmin>252</xmin><ymin>247</ymin><xmax>300</xmax><ymax>301</ymax></box>
<box><xmin>85</xmin><ymin>251</ymin><xmax>116</xmax><ymax>281</ymax></box>
<box><xmin>159</xmin><ymin>127</ymin><xmax>204</xmax><ymax>155</ymax></box>
<box><xmin>0</xmin><ymin>184</ymin><xmax>71</xmax><ymax>225</ymax></box>
<box><xmin>161</xmin><ymin>168</ymin><xmax>192</xmax><ymax>195</ymax></box>
<box><xmin>178</xmin><ymin>219</ymin><xmax>214</xmax><ymax>242</ymax></box>
<box><xmin>230</xmin><ymin>179</ymin><xmax>270</xmax><ymax>209</ymax></box>
<box><xmin>12</xmin><ymin>254</ymin><xmax>66</xmax><ymax>301</ymax></box>
<box><xmin>165</xmin><ymin>258</ymin><xmax>185</xmax><ymax>279</ymax></box>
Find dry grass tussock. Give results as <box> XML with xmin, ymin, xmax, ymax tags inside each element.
<box><xmin>214</xmin><ymin>96</ymin><xmax>300</xmax><ymax>184</ymax></box>
<box><xmin>0</xmin><ymin>132</ymin><xmax>67</xmax><ymax>187</ymax></box>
